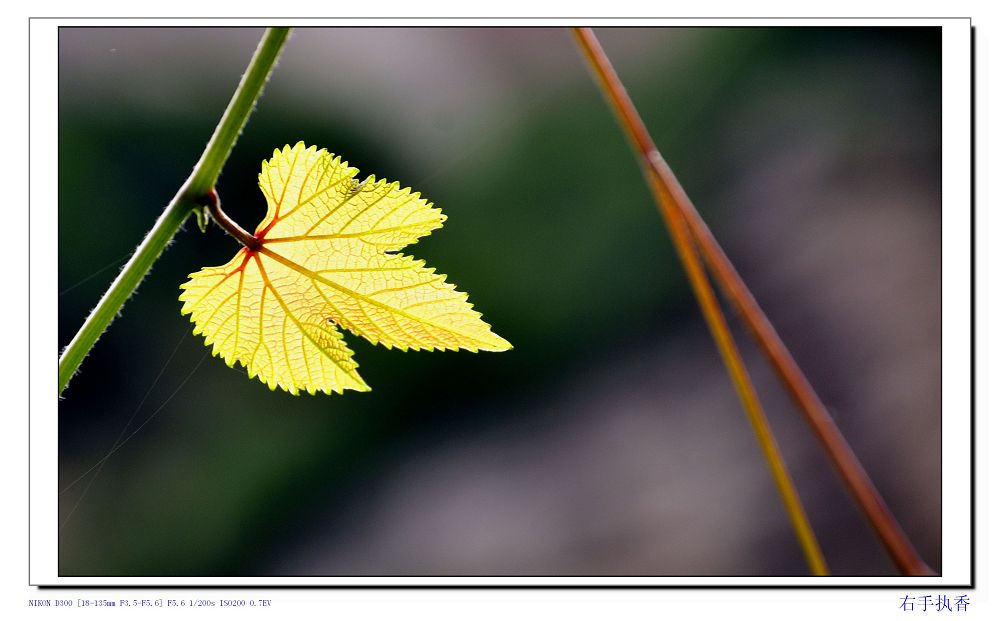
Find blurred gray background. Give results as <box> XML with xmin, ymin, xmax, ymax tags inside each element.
<box><xmin>58</xmin><ymin>27</ymin><xmax>941</xmax><ymax>576</ymax></box>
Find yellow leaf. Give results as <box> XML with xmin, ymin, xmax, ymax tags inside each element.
<box><xmin>179</xmin><ymin>142</ymin><xmax>511</xmax><ymax>395</ymax></box>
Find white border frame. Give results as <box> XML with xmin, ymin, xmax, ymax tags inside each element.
<box><xmin>29</xmin><ymin>17</ymin><xmax>972</xmax><ymax>587</ymax></box>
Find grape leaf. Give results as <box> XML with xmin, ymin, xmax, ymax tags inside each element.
<box><xmin>179</xmin><ymin>142</ymin><xmax>511</xmax><ymax>395</ymax></box>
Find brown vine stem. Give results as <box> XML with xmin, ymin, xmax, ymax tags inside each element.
<box><xmin>670</xmin><ymin>176</ymin><xmax>933</xmax><ymax>576</ymax></box>
<box><xmin>571</xmin><ymin>27</ymin><xmax>933</xmax><ymax>576</ymax></box>
<box><xmin>572</xmin><ymin>27</ymin><xmax>828</xmax><ymax>576</ymax></box>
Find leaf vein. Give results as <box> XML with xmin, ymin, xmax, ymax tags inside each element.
<box><xmin>261</xmin><ymin>247</ymin><xmax>494</xmax><ymax>347</ymax></box>
<box><xmin>255</xmin><ymin>254</ymin><xmax>357</xmax><ymax>384</ymax></box>
<box><xmin>263</xmin><ymin>219</ymin><xmax>442</xmax><ymax>244</ymax></box>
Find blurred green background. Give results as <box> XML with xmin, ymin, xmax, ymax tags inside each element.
<box><xmin>58</xmin><ymin>27</ymin><xmax>942</xmax><ymax>576</ymax></box>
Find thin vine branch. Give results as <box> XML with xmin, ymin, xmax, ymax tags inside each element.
<box><xmin>571</xmin><ymin>26</ymin><xmax>933</xmax><ymax>576</ymax></box>
<box><xmin>672</xmin><ymin>180</ymin><xmax>935</xmax><ymax>576</ymax></box>
<box><xmin>572</xmin><ymin>27</ymin><xmax>828</xmax><ymax>576</ymax></box>
<box><xmin>58</xmin><ymin>27</ymin><xmax>291</xmax><ymax>395</ymax></box>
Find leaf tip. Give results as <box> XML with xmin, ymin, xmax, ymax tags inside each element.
<box><xmin>491</xmin><ymin>335</ymin><xmax>514</xmax><ymax>352</ymax></box>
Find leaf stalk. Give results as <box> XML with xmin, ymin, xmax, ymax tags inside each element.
<box><xmin>204</xmin><ymin>188</ymin><xmax>260</xmax><ymax>250</ymax></box>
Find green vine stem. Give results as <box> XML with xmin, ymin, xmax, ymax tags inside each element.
<box><xmin>58</xmin><ymin>27</ymin><xmax>291</xmax><ymax>395</ymax></box>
